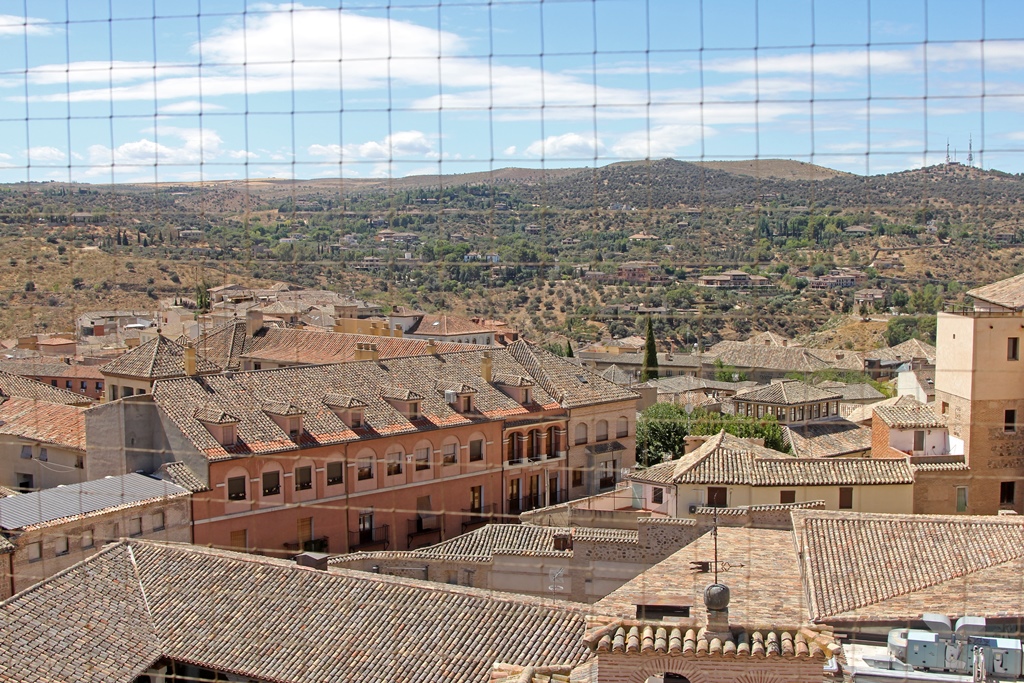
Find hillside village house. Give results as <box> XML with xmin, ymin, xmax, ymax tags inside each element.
<box><xmin>0</xmin><ymin>398</ymin><xmax>86</xmax><ymax>493</ymax></box>
<box><xmin>697</xmin><ymin>270</ymin><xmax>772</xmax><ymax>289</ymax></box>
<box><xmin>0</xmin><ymin>473</ymin><xmax>191</xmax><ymax>599</ymax></box>
<box><xmin>84</xmin><ymin>342</ymin><xmax>637</xmax><ymax>555</ymax></box>
<box><xmin>730</xmin><ymin>380</ymin><xmax>842</xmax><ymax>425</ymax></box>
<box><xmin>922</xmin><ymin>271</ymin><xmax>1024</xmax><ymax>514</ymax></box>
<box><xmin>627</xmin><ymin>431</ymin><xmax>914</xmax><ymax>517</ymax></box>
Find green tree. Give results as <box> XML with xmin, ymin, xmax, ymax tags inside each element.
<box><xmin>565</xmin><ymin>340</ymin><xmax>574</xmax><ymax>358</ymax></box>
<box><xmin>635</xmin><ymin>403</ymin><xmax>689</xmax><ymax>467</ymax></box>
<box><xmin>640</xmin><ymin>315</ymin><xmax>659</xmax><ymax>381</ymax></box>
<box><xmin>195</xmin><ymin>281</ymin><xmax>211</xmax><ymax>313</ymax></box>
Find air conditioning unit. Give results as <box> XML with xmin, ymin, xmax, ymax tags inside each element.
<box><xmin>688</xmin><ymin>504</ymin><xmax>698</xmax><ymax>514</ymax></box>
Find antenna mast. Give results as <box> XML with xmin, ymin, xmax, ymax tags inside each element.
<box><xmin>967</xmin><ymin>136</ymin><xmax>974</xmax><ymax>168</ymax></box>
<box><xmin>945</xmin><ymin>139</ymin><xmax>951</xmax><ymax>165</ymax></box>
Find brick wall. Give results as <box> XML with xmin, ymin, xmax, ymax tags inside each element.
<box><xmin>870</xmin><ymin>414</ymin><xmax>892</xmax><ymax>457</ymax></box>
<box><xmin>588</xmin><ymin>653</ymin><xmax>825</xmax><ymax>683</ymax></box>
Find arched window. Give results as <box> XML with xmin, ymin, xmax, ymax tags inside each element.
<box><xmin>596</xmin><ymin>420</ymin><xmax>609</xmax><ymax>442</ymax></box>
<box><xmin>616</xmin><ymin>416</ymin><xmax>628</xmax><ymax>438</ymax></box>
<box><xmin>574</xmin><ymin>423</ymin><xmax>588</xmax><ymax>445</ymax></box>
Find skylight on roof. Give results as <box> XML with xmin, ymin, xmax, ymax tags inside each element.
<box><xmin>576</xmin><ymin>375</ymin><xmax>589</xmax><ymax>383</ymax></box>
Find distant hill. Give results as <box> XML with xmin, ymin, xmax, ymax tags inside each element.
<box><xmin>694</xmin><ymin>159</ymin><xmax>850</xmax><ymax>181</ymax></box>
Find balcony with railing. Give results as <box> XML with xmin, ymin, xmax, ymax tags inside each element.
<box><xmin>407</xmin><ymin>513</ymin><xmax>442</xmax><ymax>548</ymax></box>
<box><xmin>349</xmin><ymin>524</ymin><xmax>390</xmax><ymax>551</ymax></box>
<box><xmin>461</xmin><ymin>503</ymin><xmax>497</xmax><ymax>532</ymax></box>
<box><xmin>283</xmin><ymin>536</ymin><xmax>329</xmax><ymax>553</ymax></box>
<box><xmin>547</xmin><ymin>488</ymin><xmax>568</xmax><ymax>506</ymax></box>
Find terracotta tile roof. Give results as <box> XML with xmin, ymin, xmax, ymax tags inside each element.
<box><xmin>784</xmin><ymin>421</ymin><xmax>873</xmax><ymax>458</ymax></box>
<box><xmin>630</xmin><ymin>431</ymin><xmax>911</xmax><ymax>486</ymax></box>
<box><xmin>243</xmin><ymin>327</ymin><xmax>484</xmax><ymax>365</ymax></box>
<box><xmin>0</xmin><ymin>485</ymin><xmax>19</xmax><ymax>498</ymax></box>
<box><xmin>742</xmin><ymin>331</ymin><xmax>797</xmax><ymax>347</ymax></box>
<box><xmin>493</xmin><ymin>372</ymin><xmax>535</xmax><ymax>387</ymax></box>
<box><xmin>156</xmin><ymin>461</ymin><xmax>210</xmax><ymax>492</ymax></box>
<box><xmin>0</xmin><ymin>396</ymin><xmax>86</xmax><ymax>451</ymax></box>
<box><xmin>0</xmin><ymin>359</ymin><xmax>105</xmax><ymax>380</ymax></box>
<box><xmin>709</xmin><ymin>340</ymin><xmax>858</xmax><ymax>374</ymax></box>
<box><xmin>405</xmin><ymin>312</ymin><xmax>494</xmax><ymax>336</ymax></box>
<box><xmin>751</xmin><ymin>457</ymin><xmax>914</xmax><ymax>486</ymax></box>
<box><xmin>844</xmin><ymin>394</ymin><xmax>922</xmax><ymax>424</ymax></box>
<box><xmin>192</xmin><ymin>319</ymin><xmax>249</xmax><ymax>370</ymax></box>
<box><xmin>322</xmin><ymin>393</ymin><xmax>367</xmax><ymax>409</ymax></box>
<box><xmin>262</xmin><ymin>401</ymin><xmax>306</xmax><ymax>416</ymax></box>
<box><xmin>734</xmin><ymin>381</ymin><xmax>841</xmax><ymax>405</ymax></box>
<box><xmin>193</xmin><ymin>406</ymin><xmax>240</xmax><ymax>424</ymax></box>
<box><xmin>0</xmin><ymin>369</ymin><xmax>93</xmax><ymax>405</ymax></box>
<box><xmin>0</xmin><ymin>540</ymin><xmax>595</xmax><ymax>683</ymax></box>
<box><xmin>911</xmin><ymin>460</ymin><xmax>970</xmax><ymax>471</ymax></box>
<box><xmin>379</xmin><ymin>386</ymin><xmax>424</xmax><ymax>402</ymax></box>
<box><xmin>505</xmin><ymin>341</ymin><xmax>638</xmax><ymax>410</ymax></box>
<box><xmin>333</xmin><ymin>524</ymin><xmax>585</xmax><ymax>563</ymax></box>
<box><xmin>584</xmin><ymin>617</ymin><xmax>833</xmax><ymax>660</ymax></box>
<box><xmin>874</xmin><ymin>402</ymin><xmax>945</xmax><ymax>429</ymax></box>
<box><xmin>793</xmin><ymin>510</ymin><xmax>1024</xmax><ymax>622</ymax></box>
<box><xmin>815</xmin><ymin>381</ymin><xmax>885</xmax><ymax>402</ymax></box>
<box><xmin>966</xmin><ymin>272</ymin><xmax>1024</xmax><ymax>310</ymax></box>
<box><xmin>594</xmin><ymin>527</ymin><xmax>809</xmax><ymax>625</ymax></box>
<box><xmin>101</xmin><ymin>336</ymin><xmax>221</xmax><ymax>380</ymax></box>
<box><xmin>152</xmin><ymin>347</ymin><xmax>612</xmax><ymax>460</ymax></box>
<box><xmin>629</xmin><ymin>431</ymin><xmax>790</xmax><ymax>485</ymax></box>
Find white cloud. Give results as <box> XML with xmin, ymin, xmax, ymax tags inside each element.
<box><xmin>83</xmin><ymin>127</ymin><xmax>223</xmax><ymax>175</ymax></box>
<box><xmin>610</xmin><ymin>125</ymin><xmax>709</xmax><ymax>158</ymax></box>
<box><xmin>159</xmin><ymin>100</ymin><xmax>226</xmax><ymax>114</ymax></box>
<box><xmin>228</xmin><ymin>149</ymin><xmax>258</xmax><ymax>159</ymax></box>
<box><xmin>309</xmin><ymin>130</ymin><xmax>437</xmax><ymax>161</ymax></box>
<box><xmin>524</xmin><ymin>133</ymin><xmax>603</xmax><ymax>159</ymax></box>
<box><xmin>26</xmin><ymin>146</ymin><xmax>66</xmax><ymax>162</ymax></box>
<box><xmin>503</xmin><ymin>146</ymin><xmax>517</xmax><ymax>156</ymax></box>
<box><xmin>0</xmin><ymin>14</ymin><xmax>56</xmax><ymax>37</ymax></box>
<box><xmin>0</xmin><ymin>152</ymin><xmax>11</xmax><ymax>160</ymax></box>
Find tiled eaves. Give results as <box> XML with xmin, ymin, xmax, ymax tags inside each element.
<box><xmin>792</xmin><ymin>510</ymin><xmax>1024</xmax><ymax>621</ymax></box>
<box><xmin>583</xmin><ymin>617</ymin><xmax>833</xmax><ymax>660</ymax></box>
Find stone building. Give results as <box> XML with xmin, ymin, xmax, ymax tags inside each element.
<box><xmin>931</xmin><ymin>272</ymin><xmax>1024</xmax><ymax>513</ymax></box>
<box><xmin>0</xmin><ymin>473</ymin><xmax>191</xmax><ymax>599</ymax></box>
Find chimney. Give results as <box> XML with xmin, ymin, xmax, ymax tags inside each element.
<box><xmin>369</xmin><ymin>322</ymin><xmax>379</xmax><ymax>336</ymax></box>
<box><xmin>481</xmin><ymin>351</ymin><xmax>493</xmax><ymax>383</ymax></box>
<box><xmin>294</xmin><ymin>552</ymin><xmax>329</xmax><ymax>571</ymax></box>
<box><xmin>183</xmin><ymin>345</ymin><xmax>197</xmax><ymax>376</ymax></box>
<box><xmin>425</xmin><ymin>338</ymin><xmax>437</xmax><ymax>355</ymax></box>
<box><xmin>354</xmin><ymin>342</ymin><xmax>367</xmax><ymax>361</ymax></box>
<box><xmin>367</xmin><ymin>343</ymin><xmax>379</xmax><ymax>362</ymax></box>
<box><xmin>246</xmin><ymin>309</ymin><xmax>263</xmax><ymax>337</ymax></box>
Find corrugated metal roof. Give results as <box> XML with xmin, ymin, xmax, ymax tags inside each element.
<box><xmin>0</xmin><ymin>473</ymin><xmax>189</xmax><ymax>530</ymax></box>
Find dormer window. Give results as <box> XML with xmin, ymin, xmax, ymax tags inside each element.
<box><xmin>381</xmin><ymin>387</ymin><xmax>425</xmax><ymax>421</ymax></box>
<box><xmin>262</xmin><ymin>402</ymin><xmax>306</xmax><ymax>443</ymax></box>
<box><xmin>441</xmin><ymin>383</ymin><xmax>477</xmax><ymax>413</ymax></box>
<box><xmin>323</xmin><ymin>393</ymin><xmax>368</xmax><ymax>430</ymax></box>
<box><xmin>492</xmin><ymin>373</ymin><xmax>535</xmax><ymax>405</ymax></box>
<box><xmin>194</xmin><ymin>407</ymin><xmax>241</xmax><ymax>448</ymax></box>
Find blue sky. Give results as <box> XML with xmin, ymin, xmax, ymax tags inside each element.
<box><xmin>1</xmin><ymin>0</ymin><xmax>1023</xmax><ymax>183</ymax></box>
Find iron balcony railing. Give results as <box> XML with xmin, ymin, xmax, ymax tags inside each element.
<box><xmin>349</xmin><ymin>524</ymin><xmax>390</xmax><ymax>551</ymax></box>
